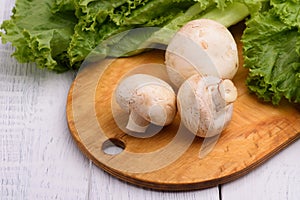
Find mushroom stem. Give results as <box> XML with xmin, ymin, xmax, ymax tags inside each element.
<box><xmin>218</xmin><ymin>79</ymin><xmax>237</xmax><ymax>104</ymax></box>
<box><xmin>126</xmin><ymin>111</ymin><xmax>150</xmax><ymax>133</ymax></box>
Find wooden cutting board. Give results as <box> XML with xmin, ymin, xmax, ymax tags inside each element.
<box><xmin>66</xmin><ymin>23</ymin><xmax>300</xmax><ymax>191</ymax></box>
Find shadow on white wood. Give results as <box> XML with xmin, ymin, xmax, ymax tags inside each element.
<box><xmin>88</xmin><ymin>163</ymin><xmax>220</xmax><ymax>200</ymax></box>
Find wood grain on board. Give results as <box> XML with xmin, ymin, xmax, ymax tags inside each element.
<box><xmin>66</xmin><ymin>23</ymin><xmax>300</xmax><ymax>191</ymax></box>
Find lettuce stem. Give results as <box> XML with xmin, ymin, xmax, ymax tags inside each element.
<box><xmin>200</xmin><ymin>2</ymin><xmax>250</xmax><ymax>28</ymax></box>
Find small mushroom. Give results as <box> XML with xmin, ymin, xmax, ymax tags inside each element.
<box><xmin>177</xmin><ymin>74</ymin><xmax>237</xmax><ymax>137</ymax></box>
<box><xmin>115</xmin><ymin>74</ymin><xmax>176</xmax><ymax>133</ymax></box>
<box><xmin>165</xmin><ymin>19</ymin><xmax>239</xmax><ymax>88</ymax></box>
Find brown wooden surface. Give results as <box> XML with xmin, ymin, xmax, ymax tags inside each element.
<box><xmin>66</xmin><ymin>23</ymin><xmax>300</xmax><ymax>191</ymax></box>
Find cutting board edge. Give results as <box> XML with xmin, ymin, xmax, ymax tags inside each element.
<box><xmin>66</xmin><ymin>88</ymin><xmax>300</xmax><ymax>191</ymax></box>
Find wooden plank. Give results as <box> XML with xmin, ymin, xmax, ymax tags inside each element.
<box><xmin>66</xmin><ymin>22</ymin><xmax>300</xmax><ymax>190</ymax></box>
<box><xmin>0</xmin><ymin>43</ymin><xmax>90</xmax><ymax>199</ymax></box>
<box><xmin>0</xmin><ymin>0</ymin><xmax>13</xmax><ymax>23</ymax></box>
<box><xmin>222</xmin><ymin>140</ymin><xmax>300</xmax><ymax>200</ymax></box>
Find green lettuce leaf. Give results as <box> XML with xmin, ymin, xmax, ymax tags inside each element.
<box><xmin>110</xmin><ymin>0</ymin><xmax>195</xmax><ymax>26</ymax></box>
<box><xmin>104</xmin><ymin>1</ymin><xmax>250</xmax><ymax>57</ymax></box>
<box><xmin>271</xmin><ymin>0</ymin><xmax>300</xmax><ymax>28</ymax></box>
<box><xmin>0</xmin><ymin>0</ymin><xmax>77</xmax><ymax>72</ymax></box>
<box><xmin>1</xmin><ymin>0</ymin><xmax>250</xmax><ymax>73</ymax></box>
<box><xmin>242</xmin><ymin>1</ymin><xmax>300</xmax><ymax>104</ymax></box>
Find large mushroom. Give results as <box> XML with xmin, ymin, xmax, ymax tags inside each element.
<box><xmin>177</xmin><ymin>74</ymin><xmax>237</xmax><ymax>137</ymax></box>
<box><xmin>115</xmin><ymin>74</ymin><xmax>177</xmax><ymax>133</ymax></box>
<box><xmin>165</xmin><ymin>19</ymin><xmax>239</xmax><ymax>88</ymax></box>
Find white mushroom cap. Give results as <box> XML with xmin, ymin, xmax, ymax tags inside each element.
<box><xmin>165</xmin><ymin>19</ymin><xmax>239</xmax><ymax>88</ymax></box>
<box><xmin>130</xmin><ymin>84</ymin><xmax>176</xmax><ymax>126</ymax></box>
<box><xmin>177</xmin><ymin>74</ymin><xmax>237</xmax><ymax>137</ymax></box>
<box><xmin>115</xmin><ymin>74</ymin><xmax>176</xmax><ymax>133</ymax></box>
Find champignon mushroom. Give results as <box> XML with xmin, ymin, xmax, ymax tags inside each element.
<box><xmin>115</xmin><ymin>74</ymin><xmax>176</xmax><ymax>133</ymax></box>
<box><xmin>177</xmin><ymin>74</ymin><xmax>237</xmax><ymax>137</ymax></box>
<box><xmin>165</xmin><ymin>19</ymin><xmax>239</xmax><ymax>88</ymax></box>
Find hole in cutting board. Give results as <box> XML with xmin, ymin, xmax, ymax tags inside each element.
<box><xmin>102</xmin><ymin>138</ymin><xmax>125</xmax><ymax>155</ymax></box>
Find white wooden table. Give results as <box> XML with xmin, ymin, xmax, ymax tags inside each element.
<box><xmin>1</xmin><ymin>0</ymin><xmax>300</xmax><ymax>199</ymax></box>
